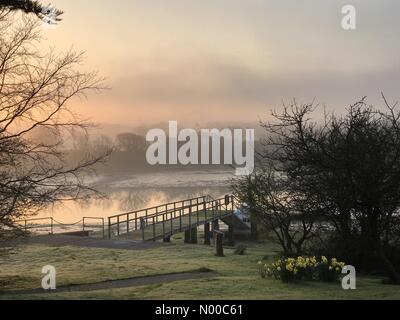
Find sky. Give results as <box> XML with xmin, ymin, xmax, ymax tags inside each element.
<box><xmin>38</xmin><ymin>0</ymin><xmax>400</xmax><ymax>127</ymax></box>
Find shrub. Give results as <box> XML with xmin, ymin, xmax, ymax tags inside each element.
<box><xmin>258</xmin><ymin>256</ymin><xmax>345</xmax><ymax>283</ymax></box>
<box><xmin>234</xmin><ymin>244</ymin><xmax>247</xmax><ymax>255</ymax></box>
<box><xmin>316</xmin><ymin>256</ymin><xmax>345</xmax><ymax>282</ymax></box>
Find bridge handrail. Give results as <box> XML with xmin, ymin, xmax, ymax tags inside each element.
<box><xmin>107</xmin><ymin>194</ymin><xmax>235</xmax><ymax>238</ymax></box>
<box><xmin>107</xmin><ymin>195</ymin><xmax>207</xmax><ymax>220</ymax></box>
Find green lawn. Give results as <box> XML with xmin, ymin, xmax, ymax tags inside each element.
<box><xmin>0</xmin><ymin>235</ymin><xmax>399</xmax><ymax>300</ymax></box>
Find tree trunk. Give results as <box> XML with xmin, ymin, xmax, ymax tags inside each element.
<box><xmin>377</xmin><ymin>246</ymin><xmax>400</xmax><ymax>284</ymax></box>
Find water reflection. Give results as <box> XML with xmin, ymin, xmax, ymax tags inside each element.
<box><xmin>40</xmin><ymin>170</ymin><xmax>233</xmax><ymax>223</ymax></box>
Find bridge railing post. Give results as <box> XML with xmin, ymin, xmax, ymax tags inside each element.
<box><xmin>162</xmin><ymin>213</ymin><xmax>165</xmax><ymax>239</ymax></box>
<box><xmin>135</xmin><ymin>212</ymin><xmax>138</xmax><ymax>231</ymax></box>
<box><xmin>140</xmin><ymin>217</ymin><xmax>145</xmax><ymax>240</ymax></box>
<box><xmin>127</xmin><ymin>213</ymin><xmax>129</xmax><ymax>233</ymax></box>
<box><xmin>189</xmin><ymin>206</ymin><xmax>192</xmax><ymax>239</ymax></box>
<box><xmin>152</xmin><ymin>216</ymin><xmax>156</xmax><ymax>241</ymax></box>
<box><xmin>196</xmin><ymin>201</ymin><xmax>199</xmax><ymax>225</ymax></box>
<box><xmin>108</xmin><ymin>217</ymin><xmax>111</xmax><ymax>239</ymax></box>
<box><xmin>170</xmin><ymin>210</ymin><xmax>173</xmax><ymax>235</ymax></box>
<box><xmin>179</xmin><ymin>209</ymin><xmax>182</xmax><ymax>231</ymax></box>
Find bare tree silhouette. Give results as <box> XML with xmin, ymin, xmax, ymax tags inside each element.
<box><xmin>0</xmin><ymin>15</ymin><xmax>109</xmax><ymax>241</ymax></box>
<box><xmin>0</xmin><ymin>0</ymin><xmax>63</xmax><ymax>22</ymax></box>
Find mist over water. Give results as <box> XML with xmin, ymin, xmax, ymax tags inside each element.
<box><xmin>39</xmin><ymin>170</ymin><xmax>234</xmax><ymax>223</ymax></box>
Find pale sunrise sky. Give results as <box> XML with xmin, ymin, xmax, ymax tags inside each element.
<box><xmin>38</xmin><ymin>0</ymin><xmax>400</xmax><ymax>126</ymax></box>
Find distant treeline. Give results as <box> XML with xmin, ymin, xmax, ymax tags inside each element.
<box><xmin>65</xmin><ymin>131</ymin><xmax>264</xmax><ymax>174</ymax></box>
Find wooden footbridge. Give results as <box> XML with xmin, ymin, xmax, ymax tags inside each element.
<box><xmin>16</xmin><ymin>195</ymin><xmax>251</xmax><ymax>244</ymax></box>
<box><xmin>107</xmin><ymin>195</ymin><xmax>249</xmax><ymax>243</ymax></box>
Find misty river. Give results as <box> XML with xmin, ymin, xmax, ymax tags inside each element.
<box><xmin>38</xmin><ymin>169</ymin><xmax>234</xmax><ymax>224</ymax></box>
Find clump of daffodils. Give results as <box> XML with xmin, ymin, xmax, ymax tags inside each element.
<box><xmin>258</xmin><ymin>256</ymin><xmax>346</xmax><ymax>283</ymax></box>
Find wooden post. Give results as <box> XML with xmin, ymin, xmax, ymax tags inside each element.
<box><xmin>108</xmin><ymin>217</ymin><xmax>111</xmax><ymax>239</ymax></box>
<box><xmin>162</xmin><ymin>213</ymin><xmax>165</xmax><ymax>239</ymax></box>
<box><xmin>127</xmin><ymin>213</ymin><xmax>129</xmax><ymax>233</ymax></box>
<box><xmin>117</xmin><ymin>216</ymin><xmax>120</xmax><ymax>236</ymax></box>
<box><xmin>204</xmin><ymin>222</ymin><xmax>211</xmax><ymax>245</ymax></box>
<box><xmin>184</xmin><ymin>229</ymin><xmax>191</xmax><ymax>243</ymax></box>
<box><xmin>213</xmin><ymin>219</ymin><xmax>219</xmax><ymax>231</ymax></box>
<box><xmin>224</xmin><ymin>194</ymin><xmax>230</xmax><ymax>205</ymax></box>
<box><xmin>189</xmin><ymin>206</ymin><xmax>192</xmax><ymax>239</ymax></box>
<box><xmin>152</xmin><ymin>216</ymin><xmax>156</xmax><ymax>241</ymax></box>
<box><xmin>179</xmin><ymin>209</ymin><xmax>182</xmax><ymax>231</ymax></box>
<box><xmin>215</xmin><ymin>230</ymin><xmax>224</xmax><ymax>257</ymax></box>
<box><xmin>190</xmin><ymin>226</ymin><xmax>197</xmax><ymax>244</ymax></box>
<box><xmin>50</xmin><ymin>218</ymin><xmax>53</xmax><ymax>234</ymax></box>
<box><xmin>140</xmin><ymin>217</ymin><xmax>145</xmax><ymax>241</ymax></box>
<box><xmin>196</xmin><ymin>201</ymin><xmax>199</xmax><ymax>225</ymax></box>
<box><xmin>170</xmin><ymin>211</ymin><xmax>173</xmax><ymax>234</ymax></box>
<box><xmin>228</xmin><ymin>215</ymin><xmax>235</xmax><ymax>246</ymax></box>
<box><xmin>135</xmin><ymin>212</ymin><xmax>138</xmax><ymax>231</ymax></box>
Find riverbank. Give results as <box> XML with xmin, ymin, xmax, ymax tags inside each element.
<box><xmin>1</xmin><ymin>236</ymin><xmax>399</xmax><ymax>300</ymax></box>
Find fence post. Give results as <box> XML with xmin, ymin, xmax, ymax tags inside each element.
<box><xmin>189</xmin><ymin>206</ymin><xmax>192</xmax><ymax>239</ymax></box>
<box><xmin>140</xmin><ymin>217</ymin><xmax>145</xmax><ymax>241</ymax></box>
<box><xmin>108</xmin><ymin>217</ymin><xmax>111</xmax><ymax>239</ymax></box>
<box><xmin>83</xmin><ymin>218</ymin><xmax>85</xmax><ymax>231</ymax></box>
<box><xmin>196</xmin><ymin>201</ymin><xmax>199</xmax><ymax>225</ymax></box>
<box><xmin>162</xmin><ymin>213</ymin><xmax>165</xmax><ymax>239</ymax></box>
<box><xmin>179</xmin><ymin>209</ymin><xmax>182</xmax><ymax>231</ymax></box>
<box><xmin>228</xmin><ymin>214</ymin><xmax>235</xmax><ymax>246</ymax></box>
<box><xmin>215</xmin><ymin>230</ymin><xmax>224</xmax><ymax>257</ymax></box>
<box><xmin>152</xmin><ymin>216</ymin><xmax>156</xmax><ymax>241</ymax></box>
<box><xmin>102</xmin><ymin>218</ymin><xmax>105</xmax><ymax>239</ymax></box>
<box><xmin>170</xmin><ymin>211</ymin><xmax>173</xmax><ymax>235</ymax></box>
<box><xmin>204</xmin><ymin>222</ymin><xmax>211</xmax><ymax>245</ymax></box>
<box><xmin>125</xmin><ymin>214</ymin><xmax>128</xmax><ymax>233</ymax></box>
<box><xmin>135</xmin><ymin>212</ymin><xmax>138</xmax><ymax>231</ymax></box>
<box><xmin>50</xmin><ymin>218</ymin><xmax>53</xmax><ymax>234</ymax></box>
<box><xmin>117</xmin><ymin>216</ymin><xmax>120</xmax><ymax>236</ymax></box>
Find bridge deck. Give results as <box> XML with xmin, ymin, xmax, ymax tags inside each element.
<box><xmin>119</xmin><ymin>209</ymin><xmax>232</xmax><ymax>241</ymax></box>
<box><xmin>109</xmin><ymin>196</ymin><xmax>236</xmax><ymax>241</ymax></box>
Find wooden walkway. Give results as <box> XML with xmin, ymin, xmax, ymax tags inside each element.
<box><xmin>108</xmin><ymin>195</ymin><xmax>236</xmax><ymax>241</ymax></box>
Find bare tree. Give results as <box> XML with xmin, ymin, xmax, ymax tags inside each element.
<box><xmin>115</xmin><ymin>132</ymin><xmax>147</xmax><ymax>152</ymax></box>
<box><xmin>0</xmin><ymin>16</ymin><xmax>109</xmax><ymax>240</ymax></box>
<box><xmin>258</xmin><ymin>96</ymin><xmax>400</xmax><ymax>283</ymax></box>
<box><xmin>232</xmin><ymin>164</ymin><xmax>318</xmax><ymax>256</ymax></box>
<box><xmin>0</xmin><ymin>0</ymin><xmax>63</xmax><ymax>22</ymax></box>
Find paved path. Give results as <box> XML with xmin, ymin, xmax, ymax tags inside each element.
<box><xmin>2</xmin><ymin>234</ymin><xmax>163</xmax><ymax>250</ymax></box>
<box><xmin>1</xmin><ymin>271</ymin><xmax>217</xmax><ymax>295</ymax></box>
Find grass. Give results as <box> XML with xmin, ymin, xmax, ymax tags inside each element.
<box><xmin>0</xmin><ymin>234</ymin><xmax>399</xmax><ymax>300</ymax></box>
